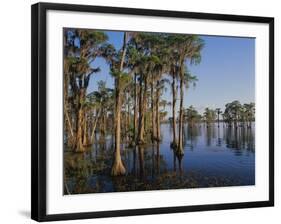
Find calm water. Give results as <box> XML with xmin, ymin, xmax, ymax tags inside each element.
<box><xmin>64</xmin><ymin>123</ymin><xmax>255</xmax><ymax>194</ymax></box>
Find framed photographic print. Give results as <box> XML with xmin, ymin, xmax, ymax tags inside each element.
<box><xmin>31</xmin><ymin>2</ymin><xmax>274</xmax><ymax>222</ymax></box>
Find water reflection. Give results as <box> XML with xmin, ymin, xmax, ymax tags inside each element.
<box><xmin>64</xmin><ymin>123</ymin><xmax>255</xmax><ymax>194</ymax></box>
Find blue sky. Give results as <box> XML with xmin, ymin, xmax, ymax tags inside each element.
<box><xmin>88</xmin><ymin>31</ymin><xmax>255</xmax><ymax>115</ymax></box>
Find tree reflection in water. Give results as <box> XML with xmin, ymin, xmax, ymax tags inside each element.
<box><xmin>64</xmin><ymin>123</ymin><xmax>255</xmax><ymax>194</ymax></box>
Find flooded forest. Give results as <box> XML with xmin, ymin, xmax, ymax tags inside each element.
<box><xmin>63</xmin><ymin>29</ymin><xmax>255</xmax><ymax>194</ymax></box>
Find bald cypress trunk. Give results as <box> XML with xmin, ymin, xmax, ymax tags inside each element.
<box><xmin>133</xmin><ymin>74</ymin><xmax>138</xmax><ymax>144</ymax></box>
<box><xmin>151</xmin><ymin>79</ymin><xmax>156</xmax><ymax>143</ymax></box>
<box><xmin>143</xmin><ymin>77</ymin><xmax>148</xmax><ymax>137</ymax></box>
<box><xmin>111</xmin><ymin>32</ymin><xmax>127</xmax><ymax>176</ymax></box>
<box><xmin>171</xmin><ymin>73</ymin><xmax>177</xmax><ymax>149</ymax></box>
<box><xmin>90</xmin><ymin>109</ymin><xmax>100</xmax><ymax>144</ymax></box>
<box><xmin>137</xmin><ymin>76</ymin><xmax>145</xmax><ymax>144</ymax></box>
<box><xmin>111</xmin><ymin>82</ymin><xmax>126</xmax><ymax>176</ymax></box>
<box><xmin>156</xmin><ymin>82</ymin><xmax>161</xmax><ymax>141</ymax></box>
<box><xmin>82</xmin><ymin>112</ymin><xmax>89</xmax><ymax>146</ymax></box>
<box><xmin>75</xmin><ymin>88</ymin><xmax>86</xmax><ymax>152</ymax></box>
<box><xmin>178</xmin><ymin>76</ymin><xmax>184</xmax><ymax>155</ymax></box>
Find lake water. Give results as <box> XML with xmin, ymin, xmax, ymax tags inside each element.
<box><xmin>64</xmin><ymin>123</ymin><xmax>255</xmax><ymax>194</ymax></box>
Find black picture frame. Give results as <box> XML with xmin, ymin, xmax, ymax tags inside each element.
<box><xmin>31</xmin><ymin>2</ymin><xmax>274</xmax><ymax>222</ymax></box>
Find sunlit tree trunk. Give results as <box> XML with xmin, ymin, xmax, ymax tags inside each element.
<box><xmin>127</xmin><ymin>92</ymin><xmax>131</xmax><ymax>143</ymax></box>
<box><xmin>143</xmin><ymin>77</ymin><xmax>148</xmax><ymax>135</ymax></box>
<box><xmin>63</xmin><ymin>80</ymin><xmax>74</xmax><ymax>148</ymax></box>
<box><xmin>137</xmin><ymin>76</ymin><xmax>145</xmax><ymax>144</ymax></box>
<box><xmin>63</xmin><ymin>37</ymin><xmax>75</xmax><ymax>148</ymax></box>
<box><xmin>64</xmin><ymin>104</ymin><xmax>74</xmax><ymax>148</ymax></box>
<box><xmin>156</xmin><ymin>83</ymin><xmax>161</xmax><ymax>141</ymax></box>
<box><xmin>99</xmin><ymin>107</ymin><xmax>106</xmax><ymax>140</ymax></box>
<box><xmin>103</xmin><ymin>113</ymin><xmax>106</xmax><ymax>137</ymax></box>
<box><xmin>75</xmin><ymin>88</ymin><xmax>86</xmax><ymax>152</ymax></box>
<box><xmin>82</xmin><ymin>112</ymin><xmax>89</xmax><ymax>146</ymax></box>
<box><xmin>111</xmin><ymin>78</ymin><xmax>126</xmax><ymax>176</ymax></box>
<box><xmin>178</xmin><ymin>73</ymin><xmax>184</xmax><ymax>155</ymax></box>
<box><xmin>123</xmin><ymin>91</ymin><xmax>130</xmax><ymax>143</ymax></box>
<box><xmin>134</xmin><ymin>74</ymin><xmax>138</xmax><ymax>143</ymax></box>
<box><xmin>151</xmin><ymin>78</ymin><xmax>156</xmax><ymax>143</ymax></box>
<box><xmin>90</xmin><ymin>109</ymin><xmax>100</xmax><ymax>144</ymax></box>
<box><xmin>111</xmin><ymin>32</ymin><xmax>127</xmax><ymax>176</ymax></box>
<box><xmin>171</xmin><ymin>72</ymin><xmax>177</xmax><ymax>148</ymax></box>
<box><xmin>100</xmin><ymin>109</ymin><xmax>105</xmax><ymax>137</ymax></box>
<box><xmin>124</xmin><ymin>106</ymin><xmax>127</xmax><ymax>142</ymax></box>
<box><xmin>63</xmin><ymin>74</ymin><xmax>69</xmax><ymax>146</ymax></box>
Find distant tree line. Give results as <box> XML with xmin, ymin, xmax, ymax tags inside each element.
<box><xmin>181</xmin><ymin>101</ymin><xmax>255</xmax><ymax>128</ymax></box>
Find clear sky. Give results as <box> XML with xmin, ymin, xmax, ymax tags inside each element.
<box><xmin>88</xmin><ymin>31</ymin><xmax>255</xmax><ymax>116</ymax></box>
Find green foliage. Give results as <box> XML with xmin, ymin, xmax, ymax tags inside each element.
<box><xmin>204</xmin><ymin>108</ymin><xmax>216</xmax><ymax>123</ymax></box>
<box><xmin>185</xmin><ymin>106</ymin><xmax>202</xmax><ymax>123</ymax></box>
<box><xmin>65</xmin><ymin>56</ymin><xmax>90</xmax><ymax>75</ymax></box>
<box><xmin>87</xmin><ymin>80</ymin><xmax>114</xmax><ymax>111</ymax></box>
<box><xmin>77</xmin><ymin>30</ymin><xmax>108</xmax><ymax>47</ymax></box>
<box><xmin>183</xmin><ymin>68</ymin><xmax>198</xmax><ymax>89</ymax></box>
<box><xmin>223</xmin><ymin>101</ymin><xmax>255</xmax><ymax>124</ymax></box>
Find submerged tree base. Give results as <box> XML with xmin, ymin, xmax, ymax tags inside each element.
<box><xmin>175</xmin><ymin>148</ymin><xmax>184</xmax><ymax>156</ymax></box>
<box><xmin>137</xmin><ymin>140</ymin><xmax>147</xmax><ymax>146</ymax></box>
<box><xmin>82</xmin><ymin>137</ymin><xmax>94</xmax><ymax>147</ymax></box>
<box><xmin>170</xmin><ymin>141</ymin><xmax>184</xmax><ymax>156</ymax></box>
<box><xmin>111</xmin><ymin>160</ymin><xmax>126</xmax><ymax>176</ymax></box>
<box><xmin>170</xmin><ymin>141</ymin><xmax>178</xmax><ymax>150</ymax></box>
<box><xmin>153</xmin><ymin>136</ymin><xmax>161</xmax><ymax>142</ymax></box>
<box><xmin>74</xmin><ymin>145</ymin><xmax>86</xmax><ymax>153</ymax></box>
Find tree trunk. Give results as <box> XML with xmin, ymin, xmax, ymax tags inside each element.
<box><xmin>75</xmin><ymin>89</ymin><xmax>86</xmax><ymax>152</ymax></box>
<box><xmin>76</xmin><ymin>109</ymin><xmax>85</xmax><ymax>152</ymax></box>
<box><xmin>134</xmin><ymin>74</ymin><xmax>138</xmax><ymax>143</ymax></box>
<box><xmin>103</xmin><ymin>113</ymin><xmax>106</xmax><ymax>137</ymax></box>
<box><xmin>111</xmin><ymin>32</ymin><xmax>127</xmax><ymax>176</ymax></box>
<box><xmin>82</xmin><ymin>112</ymin><xmax>89</xmax><ymax>146</ymax></box>
<box><xmin>111</xmin><ymin>80</ymin><xmax>126</xmax><ymax>176</ymax></box>
<box><xmin>143</xmin><ymin>77</ymin><xmax>148</xmax><ymax>136</ymax></box>
<box><xmin>156</xmin><ymin>82</ymin><xmax>161</xmax><ymax>141</ymax></box>
<box><xmin>137</xmin><ymin>76</ymin><xmax>145</xmax><ymax>144</ymax></box>
<box><xmin>90</xmin><ymin>109</ymin><xmax>100</xmax><ymax>144</ymax></box>
<box><xmin>171</xmin><ymin>73</ymin><xmax>177</xmax><ymax>148</ymax></box>
<box><xmin>151</xmin><ymin>79</ymin><xmax>155</xmax><ymax>143</ymax></box>
<box><xmin>178</xmin><ymin>77</ymin><xmax>184</xmax><ymax>155</ymax></box>
<box><xmin>63</xmin><ymin>63</ymin><xmax>75</xmax><ymax>148</ymax></box>
<box><xmin>99</xmin><ymin>108</ymin><xmax>106</xmax><ymax>139</ymax></box>
<box><xmin>123</xmin><ymin>99</ymin><xmax>127</xmax><ymax>141</ymax></box>
<box><xmin>127</xmin><ymin>92</ymin><xmax>131</xmax><ymax>143</ymax></box>
<box><xmin>64</xmin><ymin>103</ymin><xmax>75</xmax><ymax>147</ymax></box>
